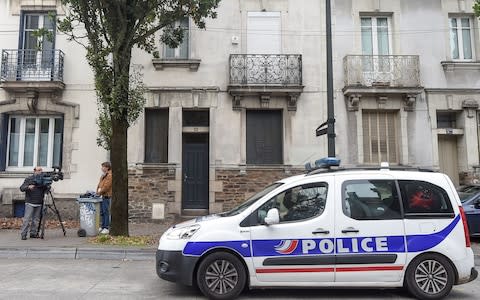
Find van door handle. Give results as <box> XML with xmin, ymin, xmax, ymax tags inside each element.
<box><xmin>341</xmin><ymin>227</ymin><xmax>359</xmax><ymax>233</ymax></box>
<box><xmin>312</xmin><ymin>228</ymin><xmax>330</xmax><ymax>234</ymax></box>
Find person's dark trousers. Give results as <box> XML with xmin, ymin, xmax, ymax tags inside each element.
<box><xmin>20</xmin><ymin>203</ymin><xmax>42</xmax><ymax>238</ymax></box>
<box><xmin>100</xmin><ymin>197</ymin><xmax>111</xmax><ymax>229</ymax></box>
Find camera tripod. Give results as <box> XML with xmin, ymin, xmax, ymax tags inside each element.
<box><xmin>35</xmin><ymin>189</ymin><xmax>66</xmax><ymax>239</ymax></box>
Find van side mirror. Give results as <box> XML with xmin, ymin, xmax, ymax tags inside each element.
<box><xmin>264</xmin><ymin>208</ymin><xmax>280</xmax><ymax>225</ymax></box>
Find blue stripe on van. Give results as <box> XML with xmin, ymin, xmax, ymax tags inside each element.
<box><xmin>405</xmin><ymin>214</ymin><xmax>460</xmax><ymax>252</ymax></box>
<box><xmin>183</xmin><ymin>215</ymin><xmax>460</xmax><ymax>257</ymax></box>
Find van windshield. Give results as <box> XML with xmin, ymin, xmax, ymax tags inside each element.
<box><xmin>220</xmin><ymin>183</ymin><xmax>283</xmax><ymax>217</ymax></box>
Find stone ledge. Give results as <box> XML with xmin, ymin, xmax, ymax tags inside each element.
<box><xmin>152</xmin><ymin>58</ymin><xmax>201</xmax><ymax>71</ymax></box>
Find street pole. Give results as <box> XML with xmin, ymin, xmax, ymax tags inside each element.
<box><xmin>326</xmin><ymin>0</ymin><xmax>336</xmax><ymax>157</ymax></box>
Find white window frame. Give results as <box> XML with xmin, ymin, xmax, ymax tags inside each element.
<box><xmin>449</xmin><ymin>16</ymin><xmax>475</xmax><ymax>61</ymax></box>
<box><xmin>361</xmin><ymin>16</ymin><xmax>393</xmax><ymax>56</ymax></box>
<box><xmin>163</xmin><ymin>18</ymin><xmax>190</xmax><ymax>59</ymax></box>
<box><xmin>6</xmin><ymin>116</ymin><xmax>61</xmax><ymax>171</ymax></box>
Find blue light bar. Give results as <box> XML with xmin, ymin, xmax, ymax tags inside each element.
<box><xmin>314</xmin><ymin>157</ymin><xmax>341</xmax><ymax>168</ymax></box>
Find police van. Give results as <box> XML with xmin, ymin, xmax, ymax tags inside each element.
<box><xmin>156</xmin><ymin>158</ymin><xmax>477</xmax><ymax>300</ymax></box>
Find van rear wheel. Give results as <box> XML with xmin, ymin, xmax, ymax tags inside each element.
<box><xmin>405</xmin><ymin>253</ymin><xmax>454</xmax><ymax>300</ymax></box>
<box><xmin>196</xmin><ymin>252</ymin><xmax>246</xmax><ymax>300</ymax></box>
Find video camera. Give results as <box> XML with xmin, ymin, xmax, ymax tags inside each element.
<box><xmin>33</xmin><ymin>166</ymin><xmax>64</xmax><ymax>187</ymax></box>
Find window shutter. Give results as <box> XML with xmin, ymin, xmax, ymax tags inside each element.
<box><xmin>362</xmin><ymin>111</ymin><xmax>398</xmax><ymax>164</ymax></box>
<box><xmin>54</xmin><ymin>117</ymin><xmax>64</xmax><ymax>168</ymax></box>
<box><xmin>145</xmin><ymin>109</ymin><xmax>168</xmax><ymax>163</ymax></box>
<box><xmin>0</xmin><ymin>113</ymin><xmax>8</xmax><ymax>171</ymax></box>
<box><xmin>247</xmin><ymin>110</ymin><xmax>282</xmax><ymax>164</ymax></box>
<box><xmin>247</xmin><ymin>12</ymin><xmax>281</xmax><ymax>54</ymax></box>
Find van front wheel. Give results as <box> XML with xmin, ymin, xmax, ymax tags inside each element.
<box><xmin>405</xmin><ymin>253</ymin><xmax>455</xmax><ymax>300</ymax></box>
<box><xmin>196</xmin><ymin>252</ymin><xmax>246</xmax><ymax>300</ymax></box>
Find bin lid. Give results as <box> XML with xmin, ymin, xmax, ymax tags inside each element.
<box><xmin>76</xmin><ymin>197</ymin><xmax>103</xmax><ymax>203</ymax></box>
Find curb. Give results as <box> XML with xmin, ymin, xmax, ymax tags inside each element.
<box><xmin>0</xmin><ymin>247</ymin><xmax>156</xmax><ymax>260</ymax></box>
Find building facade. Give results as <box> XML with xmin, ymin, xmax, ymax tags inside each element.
<box><xmin>0</xmin><ymin>0</ymin><xmax>327</xmax><ymax>221</ymax></box>
<box><xmin>333</xmin><ymin>0</ymin><xmax>480</xmax><ymax>186</ymax></box>
<box><xmin>1</xmin><ymin>0</ymin><xmax>479</xmax><ymax>221</ymax></box>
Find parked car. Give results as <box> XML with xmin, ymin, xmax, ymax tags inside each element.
<box><xmin>462</xmin><ymin>192</ymin><xmax>480</xmax><ymax>237</ymax></box>
<box><xmin>457</xmin><ymin>184</ymin><xmax>480</xmax><ymax>200</ymax></box>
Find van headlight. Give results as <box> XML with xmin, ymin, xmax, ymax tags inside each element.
<box><xmin>166</xmin><ymin>224</ymin><xmax>201</xmax><ymax>240</ymax></box>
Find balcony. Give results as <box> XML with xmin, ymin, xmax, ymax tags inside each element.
<box><xmin>343</xmin><ymin>55</ymin><xmax>423</xmax><ymax>96</ymax></box>
<box><xmin>227</xmin><ymin>54</ymin><xmax>304</xmax><ymax>111</ymax></box>
<box><xmin>1</xmin><ymin>49</ymin><xmax>65</xmax><ymax>92</ymax></box>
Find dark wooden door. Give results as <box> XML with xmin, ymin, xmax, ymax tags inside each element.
<box><xmin>182</xmin><ymin>134</ymin><xmax>209</xmax><ymax>209</ymax></box>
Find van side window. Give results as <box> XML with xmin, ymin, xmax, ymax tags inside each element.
<box><xmin>342</xmin><ymin>180</ymin><xmax>402</xmax><ymax>220</ymax></box>
<box><xmin>256</xmin><ymin>182</ymin><xmax>328</xmax><ymax>224</ymax></box>
<box><xmin>398</xmin><ymin>180</ymin><xmax>454</xmax><ymax>217</ymax></box>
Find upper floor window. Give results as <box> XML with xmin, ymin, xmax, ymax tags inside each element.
<box><xmin>361</xmin><ymin>16</ymin><xmax>391</xmax><ymax>56</ymax></box>
<box><xmin>6</xmin><ymin>116</ymin><xmax>63</xmax><ymax>170</ymax></box>
<box><xmin>164</xmin><ymin>18</ymin><xmax>189</xmax><ymax>59</ymax></box>
<box><xmin>449</xmin><ymin>17</ymin><xmax>474</xmax><ymax>60</ymax></box>
<box><xmin>21</xmin><ymin>12</ymin><xmax>56</xmax><ymax>67</ymax></box>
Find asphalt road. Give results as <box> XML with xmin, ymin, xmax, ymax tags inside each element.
<box><xmin>0</xmin><ymin>258</ymin><xmax>478</xmax><ymax>300</ymax></box>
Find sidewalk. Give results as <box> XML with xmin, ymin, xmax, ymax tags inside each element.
<box><xmin>0</xmin><ymin>222</ymin><xmax>172</xmax><ymax>261</ymax></box>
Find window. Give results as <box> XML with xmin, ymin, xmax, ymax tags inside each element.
<box><xmin>398</xmin><ymin>180</ymin><xmax>454</xmax><ymax>217</ymax></box>
<box><xmin>361</xmin><ymin>16</ymin><xmax>391</xmax><ymax>56</ymax></box>
<box><xmin>21</xmin><ymin>12</ymin><xmax>56</xmax><ymax>66</ymax></box>
<box><xmin>363</xmin><ymin>111</ymin><xmax>398</xmax><ymax>164</ymax></box>
<box><xmin>183</xmin><ymin>110</ymin><xmax>209</xmax><ymax>127</ymax></box>
<box><xmin>449</xmin><ymin>17</ymin><xmax>473</xmax><ymax>60</ymax></box>
<box><xmin>164</xmin><ymin>18</ymin><xmax>189</xmax><ymax>59</ymax></box>
<box><xmin>342</xmin><ymin>180</ymin><xmax>402</xmax><ymax>220</ymax></box>
<box><xmin>145</xmin><ymin>109</ymin><xmax>168</xmax><ymax>163</ymax></box>
<box><xmin>256</xmin><ymin>183</ymin><xmax>328</xmax><ymax>224</ymax></box>
<box><xmin>437</xmin><ymin>112</ymin><xmax>457</xmax><ymax>128</ymax></box>
<box><xmin>247</xmin><ymin>12</ymin><xmax>281</xmax><ymax>54</ymax></box>
<box><xmin>6</xmin><ymin>116</ymin><xmax>63</xmax><ymax>170</ymax></box>
<box><xmin>246</xmin><ymin>110</ymin><xmax>282</xmax><ymax>165</ymax></box>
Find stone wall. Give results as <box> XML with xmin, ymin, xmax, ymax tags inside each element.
<box><xmin>128</xmin><ymin>166</ymin><xmax>175</xmax><ymax>223</ymax></box>
<box><xmin>215</xmin><ymin>167</ymin><xmax>304</xmax><ymax>212</ymax></box>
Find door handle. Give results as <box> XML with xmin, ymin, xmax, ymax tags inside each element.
<box><xmin>312</xmin><ymin>228</ymin><xmax>330</xmax><ymax>235</ymax></box>
<box><xmin>183</xmin><ymin>174</ymin><xmax>188</xmax><ymax>182</ymax></box>
<box><xmin>341</xmin><ymin>227</ymin><xmax>359</xmax><ymax>233</ymax></box>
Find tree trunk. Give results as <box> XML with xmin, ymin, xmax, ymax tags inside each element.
<box><xmin>110</xmin><ymin>117</ymin><xmax>129</xmax><ymax>236</ymax></box>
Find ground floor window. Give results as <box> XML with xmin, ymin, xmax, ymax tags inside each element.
<box><xmin>6</xmin><ymin>116</ymin><xmax>63</xmax><ymax>170</ymax></box>
<box><xmin>246</xmin><ymin>110</ymin><xmax>283</xmax><ymax>164</ymax></box>
<box><xmin>362</xmin><ymin>110</ymin><xmax>398</xmax><ymax>164</ymax></box>
<box><xmin>145</xmin><ymin>109</ymin><xmax>169</xmax><ymax>163</ymax></box>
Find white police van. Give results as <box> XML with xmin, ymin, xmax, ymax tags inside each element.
<box><xmin>156</xmin><ymin>158</ymin><xmax>477</xmax><ymax>300</ymax></box>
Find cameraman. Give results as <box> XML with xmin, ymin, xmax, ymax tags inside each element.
<box><xmin>19</xmin><ymin>167</ymin><xmax>48</xmax><ymax>240</ymax></box>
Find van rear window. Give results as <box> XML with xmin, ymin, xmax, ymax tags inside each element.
<box><xmin>398</xmin><ymin>180</ymin><xmax>454</xmax><ymax>218</ymax></box>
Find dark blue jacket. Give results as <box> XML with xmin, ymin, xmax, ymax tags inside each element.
<box><xmin>20</xmin><ymin>175</ymin><xmax>47</xmax><ymax>205</ymax></box>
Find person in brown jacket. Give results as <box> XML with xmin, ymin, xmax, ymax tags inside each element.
<box><xmin>97</xmin><ymin>161</ymin><xmax>112</xmax><ymax>234</ymax></box>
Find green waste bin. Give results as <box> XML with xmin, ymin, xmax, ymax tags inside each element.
<box><xmin>77</xmin><ymin>197</ymin><xmax>102</xmax><ymax>236</ymax></box>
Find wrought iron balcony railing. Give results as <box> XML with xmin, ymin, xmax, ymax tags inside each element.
<box><xmin>229</xmin><ymin>54</ymin><xmax>302</xmax><ymax>86</ymax></box>
<box><xmin>1</xmin><ymin>49</ymin><xmax>64</xmax><ymax>82</ymax></box>
<box><xmin>344</xmin><ymin>55</ymin><xmax>420</xmax><ymax>88</ymax></box>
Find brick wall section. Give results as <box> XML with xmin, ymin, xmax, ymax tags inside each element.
<box><xmin>215</xmin><ymin>167</ymin><xmax>304</xmax><ymax>212</ymax></box>
<box><xmin>128</xmin><ymin>167</ymin><xmax>176</xmax><ymax>223</ymax></box>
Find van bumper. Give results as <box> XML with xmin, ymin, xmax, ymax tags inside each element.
<box><xmin>156</xmin><ymin>250</ymin><xmax>200</xmax><ymax>286</ymax></box>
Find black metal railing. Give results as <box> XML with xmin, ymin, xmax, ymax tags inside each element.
<box><xmin>229</xmin><ymin>54</ymin><xmax>302</xmax><ymax>86</ymax></box>
<box><xmin>1</xmin><ymin>49</ymin><xmax>64</xmax><ymax>82</ymax></box>
<box><xmin>344</xmin><ymin>55</ymin><xmax>420</xmax><ymax>88</ymax></box>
